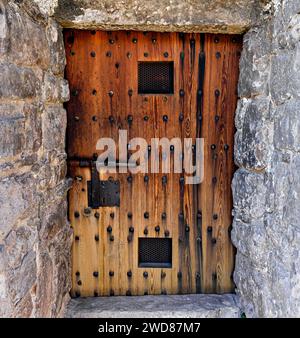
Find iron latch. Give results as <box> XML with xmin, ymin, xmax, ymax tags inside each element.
<box><xmin>87</xmin><ymin>162</ymin><xmax>120</xmax><ymax>208</ymax></box>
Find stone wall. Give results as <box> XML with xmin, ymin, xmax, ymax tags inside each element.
<box><xmin>0</xmin><ymin>0</ymin><xmax>72</xmax><ymax>317</ymax></box>
<box><xmin>232</xmin><ymin>0</ymin><xmax>300</xmax><ymax>317</ymax></box>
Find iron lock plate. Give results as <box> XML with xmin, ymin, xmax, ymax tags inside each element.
<box><xmin>87</xmin><ymin>179</ymin><xmax>120</xmax><ymax>208</ymax></box>
<box><xmin>87</xmin><ymin>162</ymin><xmax>120</xmax><ymax>208</ymax></box>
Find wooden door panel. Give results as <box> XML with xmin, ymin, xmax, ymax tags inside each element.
<box><xmin>65</xmin><ymin>30</ymin><xmax>242</xmax><ymax>297</ymax></box>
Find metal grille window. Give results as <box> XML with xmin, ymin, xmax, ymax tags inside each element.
<box><xmin>138</xmin><ymin>238</ymin><xmax>172</xmax><ymax>268</ymax></box>
<box><xmin>138</xmin><ymin>62</ymin><xmax>174</xmax><ymax>94</ymax></box>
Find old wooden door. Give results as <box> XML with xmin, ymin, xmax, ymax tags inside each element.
<box><xmin>64</xmin><ymin>30</ymin><xmax>242</xmax><ymax>297</ymax></box>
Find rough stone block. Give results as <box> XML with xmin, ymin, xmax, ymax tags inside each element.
<box><xmin>0</xmin><ymin>63</ymin><xmax>40</xmax><ymax>99</ymax></box>
<box><xmin>0</xmin><ymin>174</ymin><xmax>37</xmax><ymax>241</ymax></box>
<box><xmin>42</xmin><ymin>105</ymin><xmax>67</xmax><ymax>151</ymax></box>
<box><xmin>5</xmin><ymin>2</ymin><xmax>50</xmax><ymax>68</ymax></box>
<box><xmin>42</xmin><ymin>72</ymin><xmax>70</xmax><ymax>103</ymax></box>
<box><xmin>46</xmin><ymin>20</ymin><xmax>66</xmax><ymax>75</ymax></box>
<box><xmin>0</xmin><ymin>103</ymin><xmax>42</xmax><ymax>158</ymax></box>
<box><xmin>6</xmin><ymin>250</ymin><xmax>36</xmax><ymax>306</ymax></box>
<box><xmin>232</xmin><ymin>168</ymin><xmax>268</xmax><ymax>222</ymax></box>
<box><xmin>270</xmin><ymin>51</ymin><xmax>300</xmax><ymax>105</ymax></box>
<box><xmin>235</xmin><ymin>97</ymin><xmax>273</xmax><ymax>170</ymax></box>
<box><xmin>274</xmin><ymin>99</ymin><xmax>300</xmax><ymax>152</ymax></box>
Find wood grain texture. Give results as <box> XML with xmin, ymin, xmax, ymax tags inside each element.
<box><xmin>65</xmin><ymin>31</ymin><xmax>242</xmax><ymax>296</ymax></box>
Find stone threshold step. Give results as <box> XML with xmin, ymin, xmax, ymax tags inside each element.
<box><xmin>66</xmin><ymin>294</ymin><xmax>241</xmax><ymax>318</ymax></box>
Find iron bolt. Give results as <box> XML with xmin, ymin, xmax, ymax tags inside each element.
<box><xmin>207</xmin><ymin>226</ymin><xmax>213</xmax><ymax>233</ymax></box>
<box><xmin>72</xmin><ymin>89</ymin><xmax>79</xmax><ymax>96</ymax></box>
<box><xmin>179</xmin><ymin>113</ymin><xmax>184</xmax><ymax>122</ymax></box>
<box><xmin>126</xmin><ymin>290</ymin><xmax>132</xmax><ymax>296</ymax></box>
<box><xmin>162</xmin><ymin>176</ymin><xmax>168</xmax><ymax>185</ymax></box>
<box><xmin>110</xmin><ymin>212</ymin><xmax>114</xmax><ymax>219</ymax></box>
<box><xmin>94</xmin><ymin>212</ymin><xmax>100</xmax><ymax>219</ymax></box>
<box><xmin>144</xmin><ymin>228</ymin><xmax>148</xmax><ymax>235</ymax></box>
<box><xmin>179</xmin><ymin>89</ymin><xmax>185</xmax><ymax>97</ymax></box>
<box><xmin>212</xmin><ymin>176</ymin><xmax>217</xmax><ymax>184</ymax></box>
<box><xmin>127</xmin><ymin>176</ymin><xmax>133</xmax><ymax>183</ymax></box>
<box><xmin>161</xmin><ymin>212</ymin><xmax>167</xmax><ymax>220</ymax></box>
<box><xmin>77</xmin><ymin>280</ymin><xmax>82</xmax><ymax>286</ymax></box>
<box><xmin>216</xmin><ymin>52</ymin><xmax>221</xmax><ymax>59</ymax></box>
<box><xmin>109</xmin><ymin>115</ymin><xmax>114</xmax><ymax>123</ymax></box>
<box><xmin>75</xmin><ymin>292</ymin><xmax>81</xmax><ymax>298</ymax></box>
<box><xmin>110</xmin><ymin>289</ymin><xmax>114</xmax><ymax>296</ymax></box>
<box><xmin>179</xmin><ymin>177</ymin><xmax>185</xmax><ymax>184</ymax></box>
<box><xmin>109</xmin><ymin>39</ymin><xmax>115</xmax><ymax>44</ymax></box>
<box><xmin>132</xmin><ymin>38</ymin><xmax>138</xmax><ymax>43</ymax></box>
<box><xmin>212</xmin><ymin>238</ymin><xmax>217</xmax><ymax>244</ymax></box>
<box><xmin>127</xmin><ymin>115</ymin><xmax>133</xmax><ymax>123</ymax></box>
<box><xmin>161</xmin><ymin>271</ymin><xmax>166</xmax><ymax>279</ymax></box>
<box><xmin>144</xmin><ymin>52</ymin><xmax>149</xmax><ymax>57</ymax></box>
<box><xmin>178</xmin><ymin>212</ymin><xmax>184</xmax><ymax>220</ymax></box>
<box><xmin>185</xmin><ymin>225</ymin><xmax>190</xmax><ymax>232</ymax></box>
<box><xmin>144</xmin><ymin>115</ymin><xmax>149</xmax><ymax>121</ymax></box>
<box><xmin>177</xmin><ymin>272</ymin><xmax>182</xmax><ymax>279</ymax></box>
<box><xmin>107</xmin><ymin>226</ymin><xmax>113</xmax><ymax>233</ymax></box>
<box><xmin>152</xmin><ymin>38</ymin><xmax>157</xmax><ymax>44</ymax></box>
<box><xmin>213</xmin><ymin>214</ymin><xmax>218</xmax><ymax>220</ymax></box>
<box><xmin>161</xmin><ymin>290</ymin><xmax>167</xmax><ymax>295</ymax></box>
<box><xmin>215</xmin><ymin>89</ymin><xmax>220</xmax><ymax>97</ymax></box>
<box><xmin>163</xmin><ymin>115</ymin><xmax>168</xmax><ymax>122</ymax></box>
<box><xmin>163</xmin><ymin>52</ymin><xmax>169</xmax><ymax>58</ymax></box>
<box><xmin>128</xmin><ymin>89</ymin><xmax>133</xmax><ymax>96</ymax></box>
<box><xmin>127</xmin><ymin>212</ymin><xmax>133</xmax><ymax>219</ymax></box>
<box><xmin>90</xmin><ymin>51</ymin><xmax>96</xmax><ymax>57</ymax></box>
<box><xmin>143</xmin><ymin>271</ymin><xmax>148</xmax><ymax>278</ymax></box>
<box><xmin>110</xmin><ymin>235</ymin><xmax>114</xmax><ymax>242</ymax></box>
<box><xmin>224</xmin><ymin>144</ymin><xmax>229</xmax><ymax>151</ymax></box>
<box><xmin>165</xmin><ymin>230</ymin><xmax>170</xmax><ymax>237</ymax></box>
<box><xmin>155</xmin><ymin>225</ymin><xmax>160</xmax><ymax>233</ymax></box>
<box><xmin>95</xmin><ymin>235</ymin><xmax>99</xmax><ymax>242</ymax></box>
<box><xmin>127</xmin><ymin>270</ymin><xmax>132</xmax><ymax>278</ymax></box>
<box><xmin>74</xmin><ymin>116</ymin><xmax>80</xmax><ymax>122</ymax></box>
<box><xmin>75</xmin><ymin>271</ymin><xmax>80</xmax><ymax>277</ymax></box>
<box><xmin>108</xmin><ymin>90</ymin><xmax>114</xmax><ymax>97</ymax></box>
<box><xmin>75</xmin><ymin>236</ymin><xmax>80</xmax><ymax>241</ymax></box>
<box><xmin>214</xmin><ymin>37</ymin><xmax>220</xmax><ymax>43</ymax></box>
<box><xmin>215</xmin><ymin>115</ymin><xmax>220</xmax><ymax>122</ymax></box>
<box><xmin>144</xmin><ymin>212</ymin><xmax>149</xmax><ymax>219</ymax></box>
<box><xmin>93</xmin><ymin>271</ymin><xmax>99</xmax><ymax>278</ymax></box>
<box><xmin>144</xmin><ymin>175</ymin><xmax>149</xmax><ymax>183</ymax></box>
<box><xmin>197</xmin><ymin>211</ymin><xmax>202</xmax><ymax>219</ymax></box>
<box><xmin>127</xmin><ymin>235</ymin><xmax>133</xmax><ymax>243</ymax></box>
<box><xmin>94</xmin><ymin>291</ymin><xmax>99</xmax><ymax>297</ymax></box>
<box><xmin>74</xmin><ymin>211</ymin><xmax>80</xmax><ymax>218</ymax></box>
<box><xmin>109</xmin><ymin>271</ymin><xmax>114</xmax><ymax>277</ymax></box>
<box><xmin>211</xmin><ymin>144</ymin><xmax>216</xmax><ymax>150</ymax></box>
<box><xmin>129</xmin><ymin>226</ymin><xmax>134</xmax><ymax>233</ymax></box>
<box><xmin>106</xmin><ymin>51</ymin><xmax>112</xmax><ymax>57</ymax></box>
<box><xmin>144</xmin><ymin>291</ymin><xmax>148</xmax><ymax>295</ymax></box>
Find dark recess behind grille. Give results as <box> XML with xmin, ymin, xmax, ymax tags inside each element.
<box><xmin>138</xmin><ymin>62</ymin><xmax>174</xmax><ymax>94</ymax></box>
<box><xmin>138</xmin><ymin>238</ymin><xmax>172</xmax><ymax>268</ymax></box>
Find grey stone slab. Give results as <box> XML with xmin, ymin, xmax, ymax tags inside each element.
<box><xmin>66</xmin><ymin>294</ymin><xmax>241</xmax><ymax>318</ymax></box>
